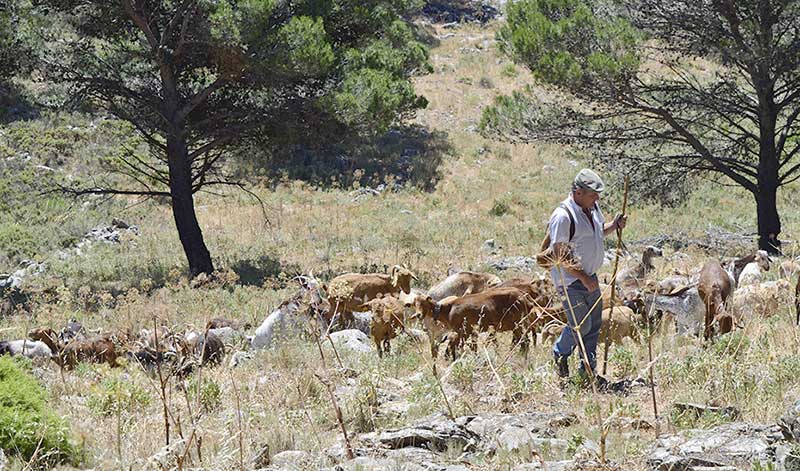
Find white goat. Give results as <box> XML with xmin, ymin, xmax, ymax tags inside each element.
<box><xmin>737</xmin><ymin>250</ymin><xmax>771</xmax><ymax>287</ymax></box>
<box><xmin>731</xmin><ymin>279</ymin><xmax>792</xmax><ymax>320</ymax></box>
<box><xmin>0</xmin><ymin>340</ymin><xmax>53</xmax><ymax>358</ymax></box>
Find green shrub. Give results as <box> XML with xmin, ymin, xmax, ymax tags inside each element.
<box><xmin>566</xmin><ymin>433</ymin><xmax>585</xmax><ymax>456</ymax></box>
<box><xmin>500</xmin><ymin>63</ymin><xmax>518</xmax><ymax>78</ymax></box>
<box><xmin>188</xmin><ymin>377</ymin><xmax>222</xmax><ymax>412</ymax></box>
<box><xmin>87</xmin><ymin>374</ymin><xmax>151</xmax><ymax>416</ymax></box>
<box><xmin>489</xmin><ymin>200</ymin><xmax>511</xmax><ymax>216</ymax></box>
<box><xmin>0</xmin><ymin>356</ymin><xmax>80</xmax><ymax>467</ymax></box>
<box><xmin>608</xmin><ymin>345</ymin><xmax>636</xmax><ymax>379</ymax></box>
<box><xmin>0</xmin><ymin>222</ymin><xmax>37</xmax><ymax>265</ymax></box>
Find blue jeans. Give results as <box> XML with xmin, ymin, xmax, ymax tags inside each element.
<box><xmin>553</xmin><ymin>276</ymin><xmax>603</xmax><ymax>374</ymax></box>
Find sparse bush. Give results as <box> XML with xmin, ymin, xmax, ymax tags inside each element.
<box><xmin>609</xmin><ymin>346</ymin><xmax>636</xmax><ymax>379</ymax></box>
<box><xmin>479</xmin><ymin>76</ymin><xmax>494</xmax><ymax>88</ymax></box>
<box><xmin>408</xmin><ymin>372</ymin><xmax>443</xmax><ymax>417</ymax></box>
<box><xmin>566</xmin><ymin>433</ymin><xmax>585</xmax><ymax>456</ymax></box>
<box><xmin>87</xmin><ymin>373</ymin><xmax>152</xmax><ymax>416</ymax></box>
<box><xmin>0</xmin><ymin>222</ymin><xmax>37</xmax><ymax>265</ymax></box>
<box><xmin>712</xmin><ymin>332</ymin><xmax>751</xmax><ymax>358</ymax></box>
<box><xmin>500</xmin><ymin>64</ymin><xmax>518</xmax><ymax>78</ymax></box>
<box><xmin>188</xmin><ymin>377</ymin><xmax>222</xmax><ymax>412</ymax></box>
<box><xmin>450</xmin><ymin>354</ymin><xmax>478</xmax><ymax>390</ymax></box>
<box><xmin>0</xmin><ymin>356</ymin><xmax>80</xmax><ymax>467</ymax></box>
<box><xmin>489</xmin><ymin>200</ymin><xmax>511</xmax><ymax>216</ymax></box>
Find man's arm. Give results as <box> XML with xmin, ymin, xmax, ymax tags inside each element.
<box><xmin>552</xmin><ymin>242</ymin><xmax>599</xmax><ymax>292</ymax></box>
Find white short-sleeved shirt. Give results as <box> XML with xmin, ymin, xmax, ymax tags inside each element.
<box><xmin>548</xmin><ymin>194</ymin><xmax>606</xmax><ymax>289</ymax></box>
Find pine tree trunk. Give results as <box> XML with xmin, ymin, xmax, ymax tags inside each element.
<box><xmin>167</xmin><ymin>134</ymin><xmax>214</xmax><ymax>277</ymax></box>
<box><xmin>755</xmin><ymin>74</ymin><xmax>782</xmax><ymax>255</ymax></box>
<box><xmin>755</xmin><ymin>185</ymin><xmax>782</xmax><ymax>255</ymax></box>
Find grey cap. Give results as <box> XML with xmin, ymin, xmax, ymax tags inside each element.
<box><xmin>573</xmin><ymin>168</ymin><xmax>605</xmax><ymax>193</ymax></box>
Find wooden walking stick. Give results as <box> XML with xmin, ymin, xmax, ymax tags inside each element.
<box><xmin>602</xmin><ymin>175</ymin><xmax>629</xmax><ymax>376</ymax></box>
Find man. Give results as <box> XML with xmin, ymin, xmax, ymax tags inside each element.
<box><xmin>549</xmin><ymin>169</ymin><xmax>626</xmax><ymax>384</ymax></box>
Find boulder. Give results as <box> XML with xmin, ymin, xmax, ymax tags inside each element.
<box><xmin>361</xmin><ymin>413</ymin><xmax>480</xmax><ymax>452</ymax></box>
<box><xmin>270</xmin><ymin>450</ymin><xmax>313</xmax><ymax>469</ymax></box>
<box><xmin>329</xmin><ymin>329</ymin><xmax>373</xmax><ymax>354</ymax></box>
<box><xmin>780</xmin><ymin>400</ymin><xmax>800</xmax><ymax>442</ymax></box>
<box><xmin>647</xmin><ymin>422</ymin><xmax>783</xmax><ymax>470</ymax></box>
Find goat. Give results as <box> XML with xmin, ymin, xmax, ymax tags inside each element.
<box><xmin>412</xmin><ymin>295</ymin><xmax>458</xmax><ymax>360</ymax></box>
<box><xmin>183</xmin><ymin>331</ymin><xmax>225</xmax><ymax>366</ymax></box>
<box><xmin>360</xmin><ymin>294</ymin><xmax>409</xmax><ymax>357</ymax></box>
<box><xmin>205</xmin><ymin>317</ymin><xmax>251</xmax><ymax>331</ymax></box>
<box><xmin>724</xmin><ymin>251</ymin><xmax>769</xmax><ymax>286</ymax></box>
<box><xmin>59</xmin><ymin>319</ymin><xmax>85</xmax><ymax>343</ymax></box>
<box><xmin>29</xmin><ymin>327</ymin><xmax>121</xmax><ymax>369</ymax></box>
<box><xmin>414</xmin><ymin>287</ymin><xmax>535</xmax><ymax>360</ymax></box>
<box><xmin>780</xmin><ymin>258</ymin><xmax>800</xmax><ymax>279</ymax></box>
<box><xmin>541</xmin><ymin>321</ymin><xmax>565</xmax><ymax>344</ymax></box>
<box><xmin>731</xmin><ymin>279</ymin><xmax>792</xmax><ymax>320</ymax></box>
<box><xmin>644</xmin><ymin>287</ymin><xmax>704</xmax><ymax>336</ymax></box>
<box><xmin>497</xmin><ymin>274</ymin><xmax>558</xmax><ymax>309</ymax></box>
<box><xmin>251</xmin><ymin>275</ymin><xmax>329</xmax><ymax>349</ymax></box>
<box><xmin>738</xmin><ymin>250</ymin><xmax>771</xmax><ymax>286</ymax></box>
<box><xmin>0</xmin><ymin>339</ymin><xmax>53</xmax><ymax>358</ymax></box>
<box><xmin>617</xmin><ymin>246</ymin><xmax>663</xmax><ymax>292</ymax></box>
<box><xmin>497</xmin><ymin>275</ymin><xmax>564</xmax><ymax>346</ymax></box>
<box><xmin>326</xmin><ymin>265</ymin><xmax>416</xmax><ymax>327</ymax></box>
<box><xmin>698</xmin><ymin>260</ymin><xmax>734</xmax><ymax>340</ymax></box>
<box><xmin>600</xmin><ymin>306</ymin><xmax>639</xmax><ymax>345</ymax></box>
<box><xmin>427</xmin><ymin>271</ymin><xmax>501</xmax><ymax>301</ymax></box>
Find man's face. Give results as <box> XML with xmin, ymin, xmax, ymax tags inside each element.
<box><xmin>574</xmin><ymin>188</ymin><xmax>600</xmax><ymax>209</ymax></box>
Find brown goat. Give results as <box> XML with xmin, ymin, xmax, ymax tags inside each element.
<box><xmin>618</xmin><ymin>246</ymin><xmax>663</xmax><ymax>292</ymax></box>
<box><xmin>497</xmin><ymin>275</ymin><xmax>558</xmax><ymax>309</ymax></box>
<box><xmin>414</xmin><ymin>287</ymin><xmax>535</xmax><ymax>360</ymax></box>
<box><xmin>29</xmin><ymin>327</ymin><xmax>121</xmax><ymax>369</ymax></box>
<box><xmin>360</xmin><ymin>295</ymin><xmax>409</xmax><ymax>357</ymax></box>
<box><xmin>427</xmin><ymin>271</ymin><xmax>502</xmax><ymax>301</ymax></box>
<box><xmin>698</xmin><ymin>260</ymin><xmax>733</xmax><ymax>340</ymax></box>
<box><xmin>600</xmin><ymin>306</ymin><xmax>639</xmax><ymax>345</ymax></box>
<box><xmin>182</xmin><ymin>331</ymin><xmax>226</xmax><ymax>366</ymax></box>
<box><xmin>205</xmin><ymin>317</ymin><xmax>251</xmax><ymax>331</ymax></box>
<box><xmin>327</xmin><ymin>265</ymin><xmax>416</xmax><ymax>327</ymax></box>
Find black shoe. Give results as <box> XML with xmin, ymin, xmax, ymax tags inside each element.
<box><xmin>594</xmin><ymin>374</ymin><xmax>609</xmax><ymax>391</ymax></box>
<box><xmin>554</xmin><ymin>355</ymin><xmax>569</xmax><ymax>378</ymax></box>
<box><xmin>578</xmin><ymin>370</ymin><xmax>609</xmax><ymax>391</ymax></box>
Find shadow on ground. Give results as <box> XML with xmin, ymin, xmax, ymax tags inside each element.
<box><xmin>234</xmin><ymin>125</ymin><xmax>452</xmax><ymax>193</ymax></box>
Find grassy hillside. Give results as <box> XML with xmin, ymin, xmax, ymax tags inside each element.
<box><xmin>1</xmin><ymin>21</ymin><xmax>800</xmax><ymax>470</ymax></box>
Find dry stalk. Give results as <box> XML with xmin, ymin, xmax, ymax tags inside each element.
<box><xmin>322</xmin><ymin>300</ymin><xmax>345</xmax><ymax>369</ymax></box>
<box><xmin>153</xmin><ymin>317</ymin><xmax>171</xmax><ymax>446</ymax></box>
<box><xmin>313</xmin><ymin>333</ymin><xmax>328</xmax><ymax>369</ymax></box>
<box><xmin>315</xmin><ymin>372</ymin><xmax>354</xmax><ymax>460</ymax></box>
<box><xmin>644</xmin><ymin>296</ymin><xmax>660</xmax><ymax>437</ymax></box>
<box><xmin>483</xmin><ymin>346</ymin><xmax>511</xmax><ymax>404</ymax></box>
<box><xmin>602</xmin><ymin>175</ymin><xmax>629</xmax><ymax>376</ymax></box>
<box><xmin>229</xmin><ymin>369</ymin><xmax>246</xmax><ymax>471</ymax></box>
<box><xmin>295</xmin><ymin>381</ymin><xmax>323</xmax><ymax>447</ymax></box>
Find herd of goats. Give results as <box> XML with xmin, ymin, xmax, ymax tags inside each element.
<box><xmin>0</xmin><ymin>245</ymin><xmax>798</xmax><ymax>375</ymax></box>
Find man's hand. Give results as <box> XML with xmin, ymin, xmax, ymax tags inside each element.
<box><xmin>581</xmin><ymin>275</ymin><xmax>600</xmax><ymax>293</ymax></box>
<box><xmin>614</xmin><ymin>214</ymin><xmax>628</xmax><ymax>230</ymax></box>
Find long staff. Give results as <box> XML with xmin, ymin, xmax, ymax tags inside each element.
<box><xmin>602</xmin><ymin>175</ymin><xmax>629</xmax><ymax>376</ymax></box>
